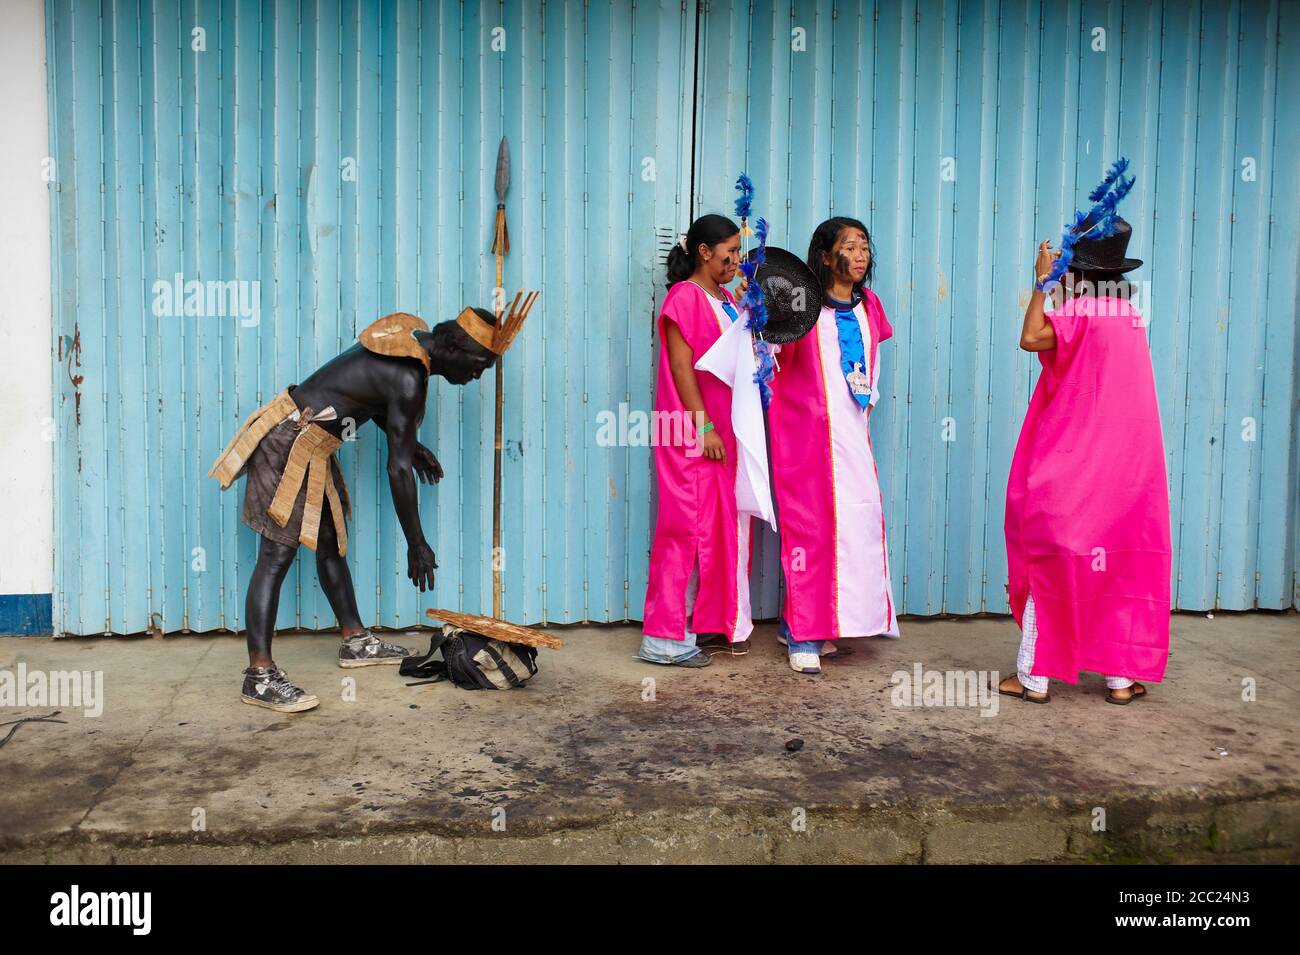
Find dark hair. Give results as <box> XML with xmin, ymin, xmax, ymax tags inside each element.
<box><xmin>806</xmin><ymin>216</ymin><xmax>875</xmax><ymax>292</ymax></box>
<box><xmin>438</xmin><ymin>307</ymin><xmax>497</xmax><ymax>358</ymax></box>
<box><xmin>666</xmin><ymin>214</ymin><xmax>740</xmax><ymax>288</ymax></box>
<box><xmin>1068</xmin><ymin>270</ymin><xmax>1133</xmax><ymax>301</ymax></box>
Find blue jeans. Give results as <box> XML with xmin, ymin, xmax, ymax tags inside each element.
<box><xmin>779</xmin><ymin>617</ymin><xmax>824</xmax><ymax>656</ymax></box>
<box><xmin>637</xmin><ymin>633</ymin><xmax>701</xmax><ymax>663</ymax></box>
<box><xmin>639</xmin><ymin>567</ymin><xmax>703</xmax><ymax>663</ymax></box>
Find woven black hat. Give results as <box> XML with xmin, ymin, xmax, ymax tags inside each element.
<box><xmin>749</xmin><ymin>246</ymin><xmax>822</xmax><ymax>344</ymax></box>
<box><xmin>1071</xmin><ymin>215</ymin><xmax>1143</xmax><ymax>274</ymax></box>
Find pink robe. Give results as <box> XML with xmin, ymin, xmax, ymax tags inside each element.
<box><xmin>1005</xmin><ymin>295</ymin><xmax>1171</xmax><ymax>683</ymax></box>
<box><xmin>767</xmin><ymin>287</ymin><xmax>898</xmax><ymax>642</ymax></box>
<box><xmin>642</xmin><ymin>281</ymin><xmax>753</xmax><ymax>643</ymax></box>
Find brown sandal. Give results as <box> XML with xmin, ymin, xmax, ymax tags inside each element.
<box><xmin>995</xmin><ymin>674</ymin><xmax>1050</xmax><ymax>704</ymax></box>
<box><xmin>1106</xmin><ymin>682</ymin><xmax>1148</xmax><ymax>705</ymax></box>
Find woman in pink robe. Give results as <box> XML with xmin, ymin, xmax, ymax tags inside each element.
<box><xmin>767</xmin><ymin>217</ymin><xmax>899</xmax><ymax>675</ymax></box>
<box><xmin>640</xmin><ymin>214</ymin><xmax>752</xmax><ymax>667</ymax></box>
<box><xmin>1000</xmin><ymin>221</ymin><xmax>1170</xmax><ymax>705</ymax></box>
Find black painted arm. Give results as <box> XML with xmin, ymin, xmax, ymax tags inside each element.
<box><xmin>375</xmin><ymin>411</ymin><xmax>443</xmax><ymax>483</ymax></box>
<box><xmin>383</xmin><ymin>378</ymin><xmax>438</xmax><ymax>590</ymax></box>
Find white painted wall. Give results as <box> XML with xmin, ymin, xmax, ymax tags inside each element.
<box><xmin>0</xmin><ymin>0</ymin><xmax>53</xmax><ymax>597</ymax></box>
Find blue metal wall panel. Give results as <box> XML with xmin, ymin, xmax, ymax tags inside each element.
<box><xmin>47</xmin><ymin>0</ymin><xmax>1300</xmax><ymax>634</ymax></box>
<box><xmin>695</xmin><ymin>0</ymin><xmax>1300</xmax><ymax>615</ymax></box>
<box><xmin>48</xmin><ymin>0</ymin><xmax>696</xmax><ymax>634</ymax></box>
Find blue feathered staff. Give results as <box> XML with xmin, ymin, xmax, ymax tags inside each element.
<box><xmin>734</xmin><ymin>174</ymin><xmax>775</xmax><ymax>406</ymax></box>
<box><xmin>734</xmin><ymin>173</ymin><xmax>754</xmax><ymax>231</ymax></box>
<box><xmin>1037</xmin><ymin>158</ymin><xmax>1137</xmax><ymax>292</ymax></box>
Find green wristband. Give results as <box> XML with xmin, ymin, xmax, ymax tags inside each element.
<box><xmin>698</xmin><ymin>421</ymin><xmax>715</xmax><ymax>435</ymax></box>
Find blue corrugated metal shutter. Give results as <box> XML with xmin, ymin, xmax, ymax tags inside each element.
<box><xmin>697</xmin><ymin>0</ymin><xmax>1300</xmax><ymax>616</ymax></box>
<box><xmin>47</xmin><ymin>0</ymin><xmax>1300</xmax><ymax>635</ymax></box>
<box><xmin>47</xmin><ymin>0</ymin><xmax>696</xmax><ymax>634</ymax></box>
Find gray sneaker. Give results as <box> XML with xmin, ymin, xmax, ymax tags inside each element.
<box><xmin>338</xmin><ymin>630</ymin><xmax>413</xmax><ymax>668</ymax></box>
<box><xmin>241</xmin><ymin>666</ymin><xmax>320</xmax><ymax>713</ymax></box>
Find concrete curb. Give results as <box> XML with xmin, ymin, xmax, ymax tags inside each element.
<box><xmin>5</xmin><ymin>788</ymin><xmax>1297</xmax><ymax>864</ymax></box>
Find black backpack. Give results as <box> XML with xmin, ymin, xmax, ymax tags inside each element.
<box><xmin>400</xmin><ymin>626</ymin><xmax>538</xmax><ymax>690</ymax></box>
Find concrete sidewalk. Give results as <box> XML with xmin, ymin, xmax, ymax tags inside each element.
<box><xmin>1</xmin><ymin>612</ymin><xmax>1297</xmax><ymax>864</ymax></box>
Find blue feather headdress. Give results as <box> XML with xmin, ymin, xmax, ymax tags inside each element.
<box><xmin>1037</xmin><ymin>158</ymin><xmax>1137</xmax><ymax>292</ymax></box>
<box><xmin>734</xmin><ymin>173</ymin><xmax>774</xmax><ymax>407</ymax></box>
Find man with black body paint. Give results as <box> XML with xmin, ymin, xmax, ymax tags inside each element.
<box><xmin>210</xmin><ymin>309</ymin><xmax>498</xmax><ymax>712</ymax></box>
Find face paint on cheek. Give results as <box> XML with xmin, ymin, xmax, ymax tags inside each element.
<box><xmin>836</xmin><ymin>252</ymin><xmax>852</xmax><ymax>277</ymax></box>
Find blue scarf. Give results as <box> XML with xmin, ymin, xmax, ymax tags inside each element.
<box><xmin>829</xmin><ymin>291</ymin><xmax>871</xmax><ymax>411</ymax></box>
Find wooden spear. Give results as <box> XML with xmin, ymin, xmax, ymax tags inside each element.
<box><xmin>490</xmin><ymin>136</ymin><xmax>510</xmax><ymax>619</ymax></box>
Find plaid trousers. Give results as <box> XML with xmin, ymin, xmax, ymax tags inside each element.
<box><xmin>1016</xmin><ymin>593</ymin><xmax>1134</xmax><ymax>692</ymax></box>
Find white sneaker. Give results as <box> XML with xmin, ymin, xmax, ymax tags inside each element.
<box><xmin>777</xmin><ymin>633</ymin><xmax>837</xmax><ymax>657</ymax></box>
<box><xmin>788</xmin><ymin>651</ymin><xmax>822</xmax><ymax>674</ymax></box>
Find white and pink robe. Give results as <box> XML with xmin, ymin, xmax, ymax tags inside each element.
<box><xmin>767</xmin><ymin>286</ymin><xmax>899</xmax><ymax>643</ymax></box>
